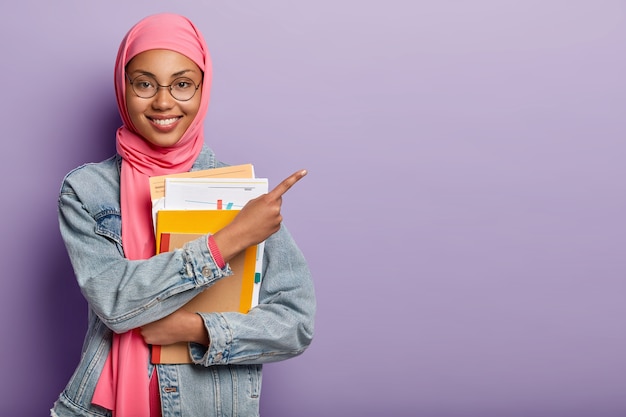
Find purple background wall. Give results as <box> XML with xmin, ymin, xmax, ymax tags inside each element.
<box><xmin>1</xmin><ymin>1</ymin><xmax>625</xmax><ymax>416</ymax></box>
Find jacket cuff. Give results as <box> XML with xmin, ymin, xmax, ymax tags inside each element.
<box><xmin>190</xmin><ymin>312</ymin><xmax>232</xmax><ymax>366</ymax></box>
<box><xmin>183</xmin><ymin>237</ymin><xmax>231</xmax><ymax>287</ymax></box>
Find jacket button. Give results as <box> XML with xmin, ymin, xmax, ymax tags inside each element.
<box><xmin>201</xmin><ymin>266</ymin><xmax>213</xmax><ymax>278</ymax></box>
<box><xmin>214</xmin><ymin>352</ymin><xmax>223</xmax><ymax>362</ymax></box>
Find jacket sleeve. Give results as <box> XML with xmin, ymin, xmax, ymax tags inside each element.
<box><xmin>58</xmin><ymin>176</ymin><xmax>231</xmax><ymax>334</ymax></box>
<box><xmin>190</xmin><ymin>224</ymin><xmax>316</xmax><ymax>366</ymax></box>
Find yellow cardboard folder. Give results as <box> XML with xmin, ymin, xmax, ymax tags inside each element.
<box><xmin>152</xmin><ymin>209</ymin><xmax>258</xmax><ymax>364</ymax></box>
<box><xmin>149</xmin><ymin>164</ymin><xmax>255</xmax><ymax>200</ymax></box>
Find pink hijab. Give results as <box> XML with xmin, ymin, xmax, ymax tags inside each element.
<box><xmin>92</xmin><ymin>13</ymin><xmax>212</xmax><ymax>415</ymax></box>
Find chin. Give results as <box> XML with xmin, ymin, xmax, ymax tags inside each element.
<box><xmin>141</xmin><ymin>132</ymin><xmax>184</xmax><ymax>148</ymax></box>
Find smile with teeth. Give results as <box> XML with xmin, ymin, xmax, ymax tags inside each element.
<box><xmin>150</xmin><ymin>117</ymin><xmax>181</xmax><ymax>126</ymax></box>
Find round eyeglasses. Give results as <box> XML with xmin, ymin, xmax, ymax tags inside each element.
<box><xmin>126</xmin><ymin>73</ymin><xmax>201</xmax><ymax>101</ymax></box>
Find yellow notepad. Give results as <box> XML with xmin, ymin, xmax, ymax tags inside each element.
<box><xmin>151</xmin><ymin>209</ymin><xmax>258</xmax><ymax>364</ymax></box>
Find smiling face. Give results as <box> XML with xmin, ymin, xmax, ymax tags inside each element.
<box><xmin>125</xmin><ymin>49</ymin><xmax>203</xmax><ymax>148</ymax></box>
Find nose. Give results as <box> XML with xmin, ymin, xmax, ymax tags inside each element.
<box><xmin>151</xmin><ymin>85</ymin><xmax>175</xmax><ymax>109</ymax></box>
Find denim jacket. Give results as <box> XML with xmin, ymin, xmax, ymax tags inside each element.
<box><xmin>51</xmin><ymin>146</ymin><xmax>315</xmax><ymax>417</ymax></box>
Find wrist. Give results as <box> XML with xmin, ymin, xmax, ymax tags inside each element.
<box><xmin>212</xmin><ymin>227</ymin><xmax>247</xmax><ymax>263</ymax></box>
<box><xmin>207</xmin><ymin>234</ymin><xmax>225</xmax><ymax>269</ymax></box>
<box><xmin>188</xmin><ymin>312</ymin><xmax>210</xmax><ymax>346</ymax></box>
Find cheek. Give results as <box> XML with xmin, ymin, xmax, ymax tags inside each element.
<box><xmin>125</xmin><ymin>97</ymin><xmax>145</xmax><ymax>125</ymax></box>
<box><xmin>184</xmin><ymin>97</ymin><xmax>202</xmax><ymax>119</ymax></box>
<box><xmin>125</xmin><ymin>89</ymin><xmax>134</xmax><ymax>114</ymax></box>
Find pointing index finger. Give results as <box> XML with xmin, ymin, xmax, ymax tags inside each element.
<box><xmin>269</xmin><ymin>169</ymin><xmax>308</xmax><ymax>198</ymax></box>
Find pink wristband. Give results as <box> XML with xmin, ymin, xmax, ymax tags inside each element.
<box><xmin>207</xmin><ymin>235</ymin><xmax>226</xmax><ymax>269</ymax></box>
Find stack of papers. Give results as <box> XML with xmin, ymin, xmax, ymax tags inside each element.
<box><xmin>149</xmin><ymin>165</ymin><xmax>269</xmax><ymax>364</ymax></box>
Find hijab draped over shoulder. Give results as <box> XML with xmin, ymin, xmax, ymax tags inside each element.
<box><xmin>92</xmin><ymin>13</ymin><xmax>212</xmax><ymax>416</ymax></box>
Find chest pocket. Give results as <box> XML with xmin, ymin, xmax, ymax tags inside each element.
<box><xmin>94</xmin><ymin>209</ymin><xmax>123</xmax><ymax>250</ymax></box>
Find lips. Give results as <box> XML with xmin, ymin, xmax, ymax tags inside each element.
<box><xmin>148</xmin><ymin>116</ymin><xmax>182</xmax><ymax>131</ymax></box>
<box><xmin>149</xmin><ymin>116</ymin><xmax>181</xmax><ymax>126</ymax></box>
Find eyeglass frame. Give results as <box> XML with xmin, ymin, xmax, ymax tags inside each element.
<box><xmin>125</xmin><ymin>72</ymin><xmax>202</xmax><ymax>102</ymax></box>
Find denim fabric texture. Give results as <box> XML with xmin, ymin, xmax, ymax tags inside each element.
<box><xmin>51</xmin><ymin>146</ymin><xmax>316</xmax><ymax>417</ymax></box>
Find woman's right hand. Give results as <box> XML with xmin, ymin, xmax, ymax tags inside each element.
<box><xmin>212</xmin><ymin>169</ymin><xmax>307</xmax><ymax>262</ymax></box>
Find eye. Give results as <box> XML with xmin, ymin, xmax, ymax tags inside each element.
<box><xmin>173</xmin><ymin>78</ymin><xmax>196</xmax><ymax>90</ymax></box>
<box><xmin>133</xmin><ymin>76</ymin><xmax>156</xmax><ymax>91</ymax></box>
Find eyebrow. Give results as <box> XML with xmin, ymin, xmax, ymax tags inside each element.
<box><xmin>127</xmin><ymin>69</ymin><xmax>198</xmax><ymax>78</ymax></box>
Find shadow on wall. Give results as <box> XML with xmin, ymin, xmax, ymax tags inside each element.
<box><xmin>37</xmin><ymin>230</ymin><xmax>87</xmax><ymax>407</ymax></box>
<box><xmin>68</xmin><ymin>86</ymin><xmax>122</xmax><ymax>166</ymax></box>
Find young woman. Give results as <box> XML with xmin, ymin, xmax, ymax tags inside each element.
<box><xmin>51</xmin><ymin>13</ymin><xmax>315</xmax><ymax>417</ymax></box>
